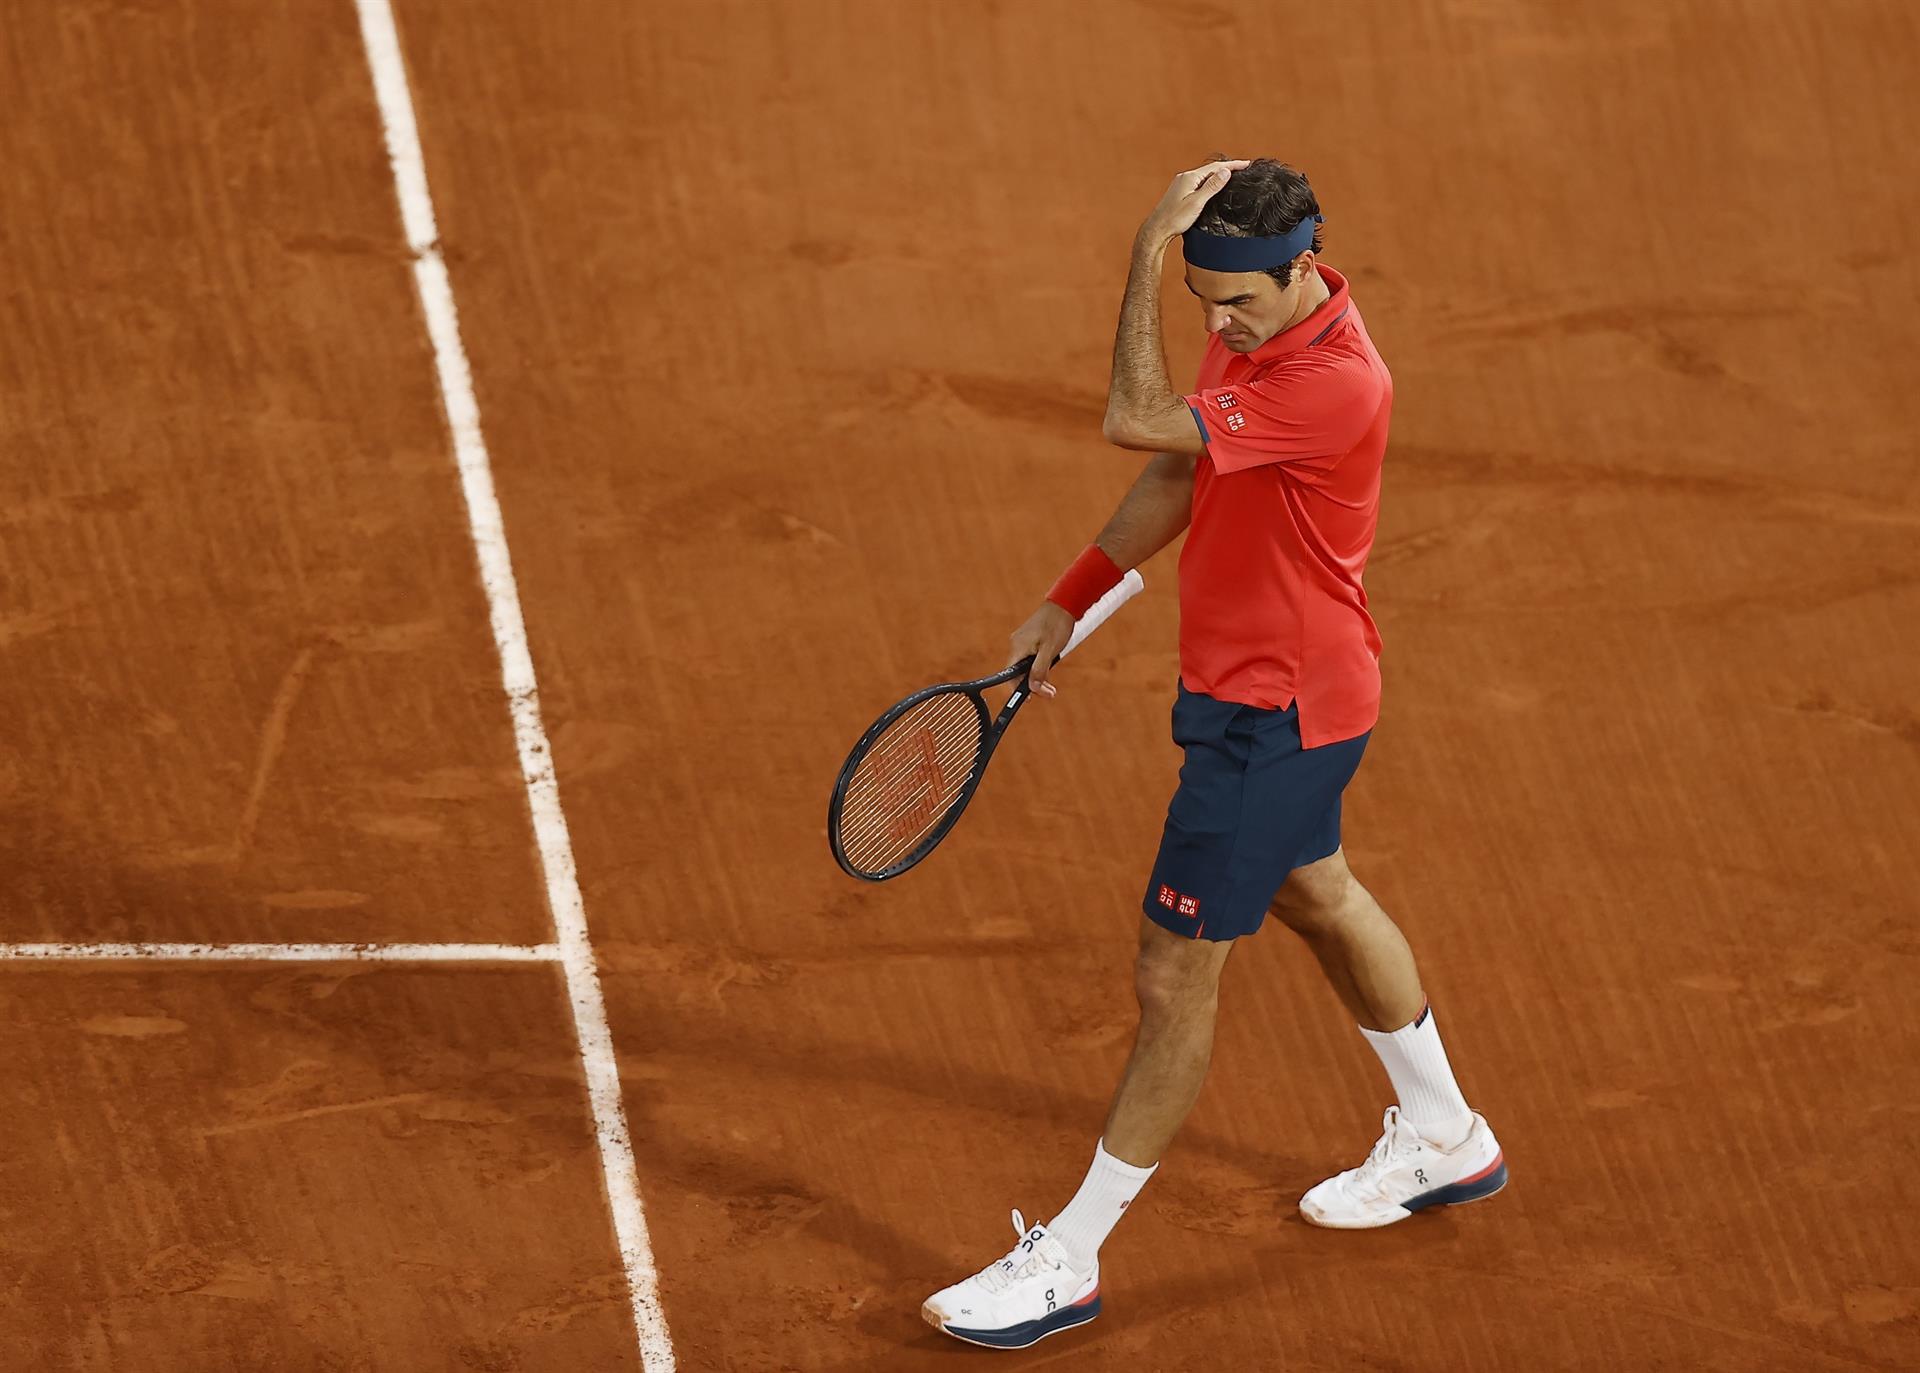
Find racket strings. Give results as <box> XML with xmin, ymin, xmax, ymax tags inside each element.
<box><xmin>837</xmin><ymin>692</ymin><xmax>986</xmax><ymax>873</ymax></box>
<box><xmin>839</xmin><ymin>715</ymin><xmax>981</xmax><ymax>867</ymax></box>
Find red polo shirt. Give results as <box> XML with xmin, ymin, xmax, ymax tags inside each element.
<box><xmin>1179</xmin><ymin>265</ymin><xmax>1390</xmax><ymax>747</ymax></box>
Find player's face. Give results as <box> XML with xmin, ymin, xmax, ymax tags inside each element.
<box><xmin>1183</xmin><ymin>258</ymin><xmax>1311</xmax><ymax>352</ymax></box>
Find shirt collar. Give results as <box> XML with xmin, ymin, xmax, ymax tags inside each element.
<box><xmin>1242</xmin><ymin>264</ymin><xmax>1352</xmax><ymax>364</ymax></box>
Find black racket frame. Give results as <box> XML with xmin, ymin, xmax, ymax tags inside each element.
<box><xmin>826</xmin><ymin>655</ymin><xmax>1038</xmax><ymax>882</ymax></box>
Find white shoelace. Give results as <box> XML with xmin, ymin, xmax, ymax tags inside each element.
<box><xmin>972</xmin><ymin>1210</ymin><xmax>1063</xmax><ymax>1294</ymax></box>
<box><xmin>1339</xmin><ymin>1106</ymin><xmax>1425</xmax><ymax>1197</ymax></box>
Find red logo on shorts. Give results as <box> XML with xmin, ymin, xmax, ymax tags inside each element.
<box><xmin>1225</xmin><ymin>411</ymin><xmax>1248</xmax><ymax>433</ymax></box>
<box><xmin>1214</xmin><ymin>392</ymin><xmax>1239</xmax><ymax>411</ymax></box>
<box><xmin>1158</xmin><ymin>885</ymin><xmax>1200</xmax><ymax>918</ymax></box>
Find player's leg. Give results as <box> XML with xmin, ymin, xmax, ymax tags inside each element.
<box><xmin>1270</xmin><ymin>848</ymin><xmax>1508</xmax><ymax>1227</ymax></box>
<box><xmin>919</xmin><ymin>921</ymin><xmax>1236</xmax><ymax>1350</ymax></box>
<box><xmin>1046</xmin><ymin>916</ymin><xmax>1235</xmax><ymax>1256</ymax></box>
<box><xmin>1269</xmin><ymin>847</ymin><xmax>1425</xmax><ymax>1034</ymax></box>
<box><xmin>923</xmin><ymin>687</ymin><xmax>1304</xmax><ymax>1350</ymax></box>
<box><xmin>1098</xmin><ymin>915</ymin><xmax>1237</xmax><ymax>1162</ymax></box>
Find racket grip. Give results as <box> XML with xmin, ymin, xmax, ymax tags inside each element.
<box><xmin>1056</xmin><ymin>568</ymin><xmax>1145</xmax><ymax>662</ymax></box>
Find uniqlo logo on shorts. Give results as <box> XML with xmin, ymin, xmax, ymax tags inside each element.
<box><xmin>1214</xmin><ymin>392</ymin><xmax>1239</xmax><ymax>411</ymax></box>
<box><xmin>1158</xmin><ymin>885</ymin><xmax>1200</xmax><ymax>918</ymax></box>
<box><xmin>1225</xmin><ymin>411</ymin><xmax>1248</xmax><ymax>433</ymax></box>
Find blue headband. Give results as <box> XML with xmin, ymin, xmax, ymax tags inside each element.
<box><xmin>1182</xmin><ymin>214</ymin><xmax>1323</xmax><ymax>272</ymax></box>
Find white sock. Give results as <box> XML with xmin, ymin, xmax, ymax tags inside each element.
<box><xmin>1046</xmin><ymin>1139</ymin><xmax>1156</xmax><ymax>1271</ymax></box>
<box><xmin>1360</xmin><ymin>1004</ymin><xmax>1475</xmax><ymax>1149</ymax></box>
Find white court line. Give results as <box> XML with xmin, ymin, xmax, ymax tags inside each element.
<box><xmin>351</xmin><ymin>4</ymin><xmax>674</xmax><ymax>1369</ymax></box>
<box><xmin>0</xmin><ymin>943</ymin><xmax>559</xmax><ymax>962</ymax></box>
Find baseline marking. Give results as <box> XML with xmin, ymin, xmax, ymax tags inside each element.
<box><xmin>351</xmin><ymin>3</ymin><xmax>675</xmax><ymax>1368</ymax></box>
<box><xmin>0</xmin><ymin>942</ymin><xmax>559</xmax><ymax>962</ymax></box>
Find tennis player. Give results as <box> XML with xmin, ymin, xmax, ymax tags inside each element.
<box><xmin>923</xmin><ymin>159</ymin><xmax>1507</xmax><ymax>1349</ymax></box>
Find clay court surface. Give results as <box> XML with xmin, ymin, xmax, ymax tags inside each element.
<box><xmin>2</xmin><ymin>1</ymin><xmax>1916</xmax><ymax>1369</ymax></box>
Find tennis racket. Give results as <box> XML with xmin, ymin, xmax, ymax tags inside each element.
<box><xmin>827</xmin><ymin>569</ymin><xmax>1145</xmax><ymax>882</ymax></box>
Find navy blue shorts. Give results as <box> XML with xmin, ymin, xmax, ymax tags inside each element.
<box><xmin>1144</xmin><ymin>683</ymin><xmax>1369</xmax><ymax>942</ymax></box>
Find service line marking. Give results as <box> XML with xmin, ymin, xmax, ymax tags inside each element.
<box><xmin>0</xmin><ymin>942</ymin><xmax>560</xmax><ymax>962</ymax></box>
<box><xmin>351</xmin><ymin>2</ymin><xmax>674</xmax><ymax>1368</ymax></box>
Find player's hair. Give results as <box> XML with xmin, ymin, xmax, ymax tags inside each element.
<box><xmin>1191</xmin><ymin>158</ymin><xmax>1324</xmax><ymax>286</ymax></box>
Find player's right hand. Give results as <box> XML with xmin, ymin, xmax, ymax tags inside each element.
<box><xmin>1006</xmin><ymin>601</ymin><xmax>1076</xmax><ymax>699</ymax></box>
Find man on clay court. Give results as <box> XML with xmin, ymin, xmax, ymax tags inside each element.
<box><xmin>923</xmin><ymin>159</ymin><xmax>1508</xmax><ymax>1350</ymax></box>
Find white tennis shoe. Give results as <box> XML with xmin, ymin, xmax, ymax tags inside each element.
<box><xmin>922</xmin><ymin>1210</ymin><xmax>1101</xmax><ymax>1350</ymax></box>
<box><xmin>1300</xmin><ymin>1106</ymin><xmax>1508</xmax><ymax>1229</ymax></box>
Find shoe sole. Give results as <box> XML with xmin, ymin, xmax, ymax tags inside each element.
<box><xmin>924</xmin><ymin>1293</ymin><xmax>1101</xmax><ymax>1350</ymax></box>
<box><xmin>1301</xmin><ymin>1157</ymin><xmax>1509</xmax><ymax>1231</ymax></box>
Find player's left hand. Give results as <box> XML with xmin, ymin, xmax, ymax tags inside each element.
<box><xmin>1139</xmin><ymin>159</ymin><xmax>1251</xmax><ymax>245</ymax></box>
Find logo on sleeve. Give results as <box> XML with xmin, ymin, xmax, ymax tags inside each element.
<box><xmin>1224</xmin><ymin>411</ymin><xmax>1248</xmax><ymax>433</ymax></box>
<box><xmin>1214</xmin><ymin>392</ymin><xmax>1239</xmax><ymax>410</ymax></box>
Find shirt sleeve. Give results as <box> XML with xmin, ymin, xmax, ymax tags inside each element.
<box><xmin>1186</xmin><ymin>352</ymin><xmax>1384</xmax><ymax>477</ymax></box>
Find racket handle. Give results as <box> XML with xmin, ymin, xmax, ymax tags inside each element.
<box><xmin>1057</xmin><ymin>568</ymin><xmax>1145</xmax><ymax>662</ymax></box>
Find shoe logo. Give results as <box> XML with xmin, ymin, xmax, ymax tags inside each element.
<box><xmin>1045</xmin><ymin>1288</ymin><xmax>1057</xmax><ymax>1313</ymax></box>
<box><xmin>1414</xmin><ymin>1168</ymin><xmax>1429</xmax><ymax>1186</ymax></box>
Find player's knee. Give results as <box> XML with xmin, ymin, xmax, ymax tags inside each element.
<box><xmin>1269</xmin><ymin>850</ymin><xmax>1359</xmax><ymax>937</ymax></box>
<box><xmin>1133</xmin><ymin>940</ymin><xmax>1222</xmax><ymax>1021</ymax></box>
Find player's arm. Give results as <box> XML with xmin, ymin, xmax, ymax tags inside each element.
<box><xmin>1008</xmin><ymin>452</ymin><xmax>1194</xmax><ymax>697</ymax></box>
<box><xmin>1093</xmin><ymin>451</ymin><xmax>1196</xmax><ymax>569</ymax></box>
<box><xmin>1101</xmin><ymin>160</ymin><xmax>1246</xmax><ymax>455</ymax></box>
<box><xmin>1101</xmin><ymin>241</ymin><xmax>1208</xmax><ymax>455</ymax></box>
